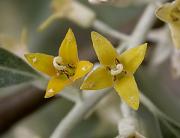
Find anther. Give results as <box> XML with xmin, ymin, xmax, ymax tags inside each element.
<box><xmin>67</xmin><ymin>64</ymin><xmax>74</xmax><ymax>68</ymax></box>
<box><xmin>106</xmin><ymin>66</ymin><xmax>111</xmax><ymax>71</ymax></box>
<box><xmin>115</xmin><ymin>58</ymin><xmax>120</xmax><ymax>64</ymax></box>
<box><xmin>53</xmin><ymin>56</ymin><xmax>66</xmax><ymax>71</ymax></box>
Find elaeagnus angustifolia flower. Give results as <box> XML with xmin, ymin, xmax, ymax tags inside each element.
<box><xmin>81</xmin><ymin>32</ymin><xmax>147</xmax><ymax>110</ymax></box>
<box><xmin>156</xmin><ymin>0</ymin><xmax>180</xmax><ymax>49</ymax></box>
<box><xmin>25</xmin><ymin>28</ymin><xmax>93</xmax><ymax>98</ymax></box>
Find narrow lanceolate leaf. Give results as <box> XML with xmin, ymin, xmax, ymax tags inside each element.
<box><xmin>137</xmin><ymin>106</ymin><xmax>163</xmax><ymax>138</ymax></box>
<box><xmin>160</xmin><ymin>120</ymin><xmax>180</xmax><ymax>138</ymax></box>
<box><xmin>0</xmin><ymin>47</ymin><xmax>40</xmax><ymax>88</ymax></box>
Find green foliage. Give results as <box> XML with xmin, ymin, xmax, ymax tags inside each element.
<box><xmin>0</xmin><ymin>48</ymin><xmax>40</xmax><ymax>88</ymax></box>
<box><xmin>137</xmin><ymin>65</ymin><xmax>180</xmax><ymax>137</ymax></box>
<box><xmin>138</xmin><ymin>106</ymin><xmax>163</xmax><ymax>138</ymax></box>
<box><xmin>1</xmin><ymin>98</ymin><xmax>117</xmax><ymax>138</ymax></box>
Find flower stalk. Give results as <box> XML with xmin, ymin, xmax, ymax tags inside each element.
<box><xmin>39</xmin><ymin>0</ymin><xmax>96</xmax><ymax>30</ymax></box>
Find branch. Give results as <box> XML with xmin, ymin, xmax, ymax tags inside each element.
<box><xmin>92</xmin><ymin>19</ymin><xmax>130</xmax><ymax>41</ymax></box>
<box><xmin>50</xmin><ymin>88</ymin><xmax>111</xmax><ymax>138</ymax></box>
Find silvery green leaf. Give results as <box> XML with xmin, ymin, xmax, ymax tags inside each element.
<box><xmin>1</xmin><ymin>99</ymin><xmax>116</xmax><ymax>138</ymax></box>
<box><xmin>137</xmin><ymin>64</ymin><xmax>180</xmax><ymax>128</ymax></box>
<box><xmin>137</xmin><ymin>106</ymin><xmax>163</xmax><ymax>138</ymax></box>
<box><xmin>0</xmin><ymin>47</ymin><xmax>40</xmax><ymax>88</ymax></box>
<box><xmin>160</xmin><ymin>119</ymin><xmax>180</xmax><ymax>138</ymax></box>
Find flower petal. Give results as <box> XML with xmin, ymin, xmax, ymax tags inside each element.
<box><xmin>155</xmin><ymin>3</ymin><xmax>173</xmax><ymax>23</ymax></box>
<box><xmin>25</xmin><ymin>53</ymin><xmax>56</xmax><ymax>76</ymax></box>
<box><xmin>81</xmin><ymin>66</ymin><xmax>113</xmax><ymax>90</ymax></box>
<box><xmin>91</xmin><ymin>32</ymin><xmax>118</xmax><ymax>66</ymax></box>
<box><xmin>72</xmin><ymin>61</ymin><xmax>93</xmax><ymax>81</ymax></box>
<box><xmin>59</xmin><ymin>28</ymin><xmax>79</xmax><ymax>65</ymax></box>
<box><xmin>45</xmin><ymin>75</ymin><xmax>71</xmax><ymax>98</ymax></box>
<box><xmin>114</xmin><ymin>75</ymin><xmax>139</xmax><ymax>110</ymax></box>
<box><xmin>118</xmin><ymin>43</ymin><xmax>147</xmax><ymax>74</ymax></box>
<box><xmin>176</xmin><ymin>0</ymin><xmax>180</xmax><ymax>6</ymax></box>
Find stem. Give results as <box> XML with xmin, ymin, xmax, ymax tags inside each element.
<box><xmin>120</xmin><ymin>102</ymin><xmax>132</xmax><ymax>118</ymax></box>
<box><xmin>50</xmin><ymin>89</ymin><xmax>111</xmax><ymax>138</ymax></box>
<box><xmin>129</xmin><ymin>4</ymin><xmax>157</xmax><ymax>47</ymax></box>
<box><xmin>92</xmin><ymin>19</ymin><xmax>130</xmax><ymax>41</ymax></box>
<box><xmin>118</xmin><ymin>102</ymin><xmax>147</xmax><ymax>138</ymax></box>
<box><xmin>117</xmin><ymin>0</ymin><xmax>166</xmax><ymax>50</ymax></box>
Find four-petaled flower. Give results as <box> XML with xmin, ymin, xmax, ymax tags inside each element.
<box><xmin>81</xmin><ymin>32</ymin><xmax>147</xmax><ymax>110</ymax></box>
<box><xmin>25</xmin><ymin>28</ymin><xmax>93</xmax><ymax>98</ymax></box>
<box><xmin>156</xmin><ymin>0</ymin><xmax>180</xmax><ymax>49</ymax></box>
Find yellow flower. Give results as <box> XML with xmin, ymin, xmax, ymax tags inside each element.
<box><xmin>39</xmin><ymin>0</ymin><xmax>96</xmax><ymax>30</ymax></box>
<box><xmin>25</xmin><ymin>28</ymin><xmax>93</xmax><ymax>98</ymax></box>
<box><xmin>81</xmin><ymin>32</ymin><xmax>147</xmax><ymax>110</ymax></box>
<box><xmin>156</xmin><ymin>0</ymin><xmax>180</xmax><ymax>49</ymax></box>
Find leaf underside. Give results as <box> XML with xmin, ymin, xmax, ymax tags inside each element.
<box><xmin>0</xmin><ymin>47</ymin><xmax>40</xmax><ymax>88</ymax></box>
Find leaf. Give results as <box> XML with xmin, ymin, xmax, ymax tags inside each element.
<box><xmin>136</xmin><ymin>62</ymin><xmax>180</xmax><ymax>128</ymax></box>
<box><xmin>1</xmin><ymin>98</ymin><xmax>116</xmax><ymax>138</ymax></box>
<box><xmin>137</xmin><ymin>105</ymin><xmax>163</xmax><ymax>138</ymax></box>
<box><xmin>0</xmin><ymin>47</ymin><xmax>40</xmax><ymax>88</ymax></box>
<box><xmin>159</xmin><ymin>119</ymin><xmax>180</xmax><ymax>138</ymax></box>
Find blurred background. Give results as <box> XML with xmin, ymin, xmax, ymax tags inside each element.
<box><xmin>0</xmin><ymin>0</ymin><xmax>180</xmax><ymax>138</ymax></box>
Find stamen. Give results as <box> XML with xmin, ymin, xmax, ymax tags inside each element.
<box><xmin>110</xmin><ymin>64</ymin><xmax>123</xmax><ymax>76</ymax></box>
<box><xmin>115</xmin><ymin>58</ymin><xmax>120</xmax><ymax>64</ymax></box>
<box><xmin>53</xmin><ymin>56</ymin><xmax>66</xmax><ymax>71</ymax></box>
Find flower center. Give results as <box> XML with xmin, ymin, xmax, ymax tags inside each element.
<box><xmin>110</xmin><ymin>63</ymin><xmax>124</xmax><ymax>76</ymax></box>
<box><xmin>53</xmin><ymin>56</ymin><xmax>66</xmax><ymax>71</ymax></box>
<box><xmin>53</xmin><ymin>56</ymin><xmax>75</xmax><ymax>78</ymax></box>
